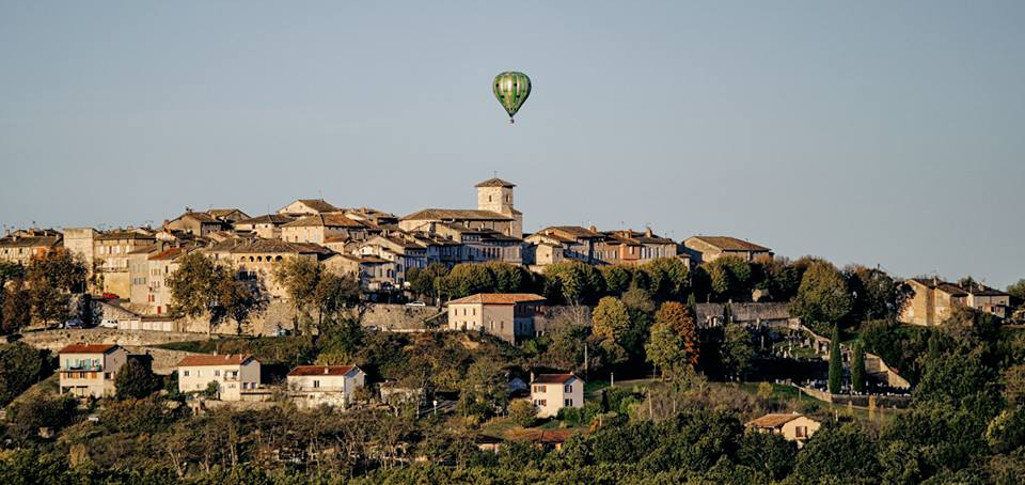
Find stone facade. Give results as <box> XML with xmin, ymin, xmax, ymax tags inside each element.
<box><xmin>447</xmin><ymin>293</ymin><xmax>546</xmax><ymax>344</ymax></box>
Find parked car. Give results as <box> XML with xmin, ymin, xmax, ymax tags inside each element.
<box><xmin>101</xmin><ymin>293</ymin><xmax>120</xmax><ymax>301</ymax></box>
<box><xmin>273</xmin><ymin>327</ymin><xmax>290</xmax><ymax>337</ymax></box>
<box><xmin>405</xmin><ymin>301</ymin><xmax>427</xmax><ymax>307</ymax></box>
<box><xmin>99</xmin><ymin>319</ymin><xmax>119</xmax><ymax>329</ymax></box>
<box><xmin>63</xmin><ymin>318</ymin><xmax>84</xmax><ymax>329</ymax></box>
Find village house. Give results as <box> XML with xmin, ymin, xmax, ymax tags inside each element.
<box><xmin>746</xmin><ymin>412</ymin><xmax>821</xmax><ymax>448</ymax></box>
<box><xmin>530</xmin><ymin>373</ymin><xmax>584</xmax><ymax>418</ymax></box>
<box><xmin>524</xmin><ymin>226</ymin><xmax>603</xmax><ymax>266</ymax></box>
<box><xmin>280</xmin><ymin>213</ymin><xmax>369</xmax><ymax>245</ymax></box>
<box><xmin>58</xmin><ymin>344</ymin><xmax>130</xmax><ymax>398</ymax></box>
<box><xmin>682</xmin><ymin>235</ymin><xmax>773</xmax><ymax>264</ymax></box>
<box><xmin>206</xmin><ymin>208</ymin><xmax>250</xmax><ymax>224</ymax></box>
<box><xmin>92</xmin><ymin>230</ymin><xmax>158</xmax><ymax>298</ymax></box>
<box><xmin>204</xmin><ymin>238</ymin><xmax>333</xmax><ymax>298</ymax></box>
<box><xmin>593</xmin><ymin>229</ymin><xmax>679</xmax><ymax>265</ymax></box>
<box><xmin>0</xmin><ymin>230</ymin><xmax>62</xmax><ymax>266</ymax></box>
<box><xmin>287</xmin><ymin>365</ymin><xmax>366</xmax><ymax>410</ymax></box>
<box><xmin>399</xmin><ymin>178</ymin><xmax>524</xmax><ymax>239</ymax></box>
<box><xmin>429</xmin><ymin>223</ymin><xmax>523</xmax><ymax>265</ymax></box>
<box><xmin>164</xmin><ymin>210</ymin><xmax>229</xmax><ymax>236</ymax></box>
<box><xmin>323</xmin><ymin>253</ymin><xmax>400</xmax><ymax>294</ymax></box>
<box><xmin>277</xmin><ymin>198</ymin><xmax>343</xmax><ymax>217</ymax></box>
<box><xmin>176</xmin><ymin>354</ymin><xmax>261</xmax><ymax>401</ymax></box>
<box><xmin>127</xmin><ymin>246</ymin><xmax>190</xmax><ymax>315</ymax></box>
<box><xmin>900</xmin><ymin>277</ymin><xmax>1011</xmax><ymax>326</ymax></box>
<box><xmin>354</xmin><ymin>234</ymin><xmax>428</xmax><ymax>284</ymax></box>
<box><xmin>447</xmin><ymin>293</ymin><xmax>546</xmax><ymax>344</ymax></box>
<box><xmin>233</xmin><ymin>214</ymin><xmax>295</xmax><ymax>239</ymax></box>
<box><xmin>341</xmin><ymin>207</ymin><xmax>399</xmax><ymax>227</ymax></box>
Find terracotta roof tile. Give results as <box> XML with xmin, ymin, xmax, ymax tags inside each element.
<box><xmin>59</xmin><ymin>344</ymin><xmax>120</xmax><ymax>354</ymax></box>
<box><xmin>177</xmin><ymin>354</ymin><xmax>255</xmax><ymax>367</ymax></box>
<box><xmin>530</xmin><ymin>373</ymin><xmax>579</xmax><ymax>384</ymax></box>
<box><xmin>288</xmin><ymin>365</ymin><xmax>359</xmax><ymax>376</ymax></box>
<box><xmin>448</xmin><ymin>293</ymin><xmax>546</xmax><ymax>305</ymax></box>
<box><xmin>475</xmin><ymin>177</ymin><xmax>516</xmax><ymax>188</ymax></box>
<box><xmin>689</xmin><ymin>236</ymin><xmax>770</xmax><ymax>252</ymax></box>
<box><xmin>746</xmin><ymin>413</ymin><xmax>804</xmax><ymax>428</ymax></box>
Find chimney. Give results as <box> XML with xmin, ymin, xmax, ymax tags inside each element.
<box><xmin>645</xmin><ymin>226</ymin><xmax>653</xmax><ymax>238</ymax></box>
<box><xmin>324</xmin><ymin>366</ymin><xmax>329</xmax><ymax>375</ymax></box>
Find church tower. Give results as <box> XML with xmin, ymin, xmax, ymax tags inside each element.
<box><xmin>476</xmin><ymin>177</ymin><xmax>522</xmax><ymax>237</ymax></box>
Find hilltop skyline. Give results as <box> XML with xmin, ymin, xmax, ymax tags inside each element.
<box><xmin>2</xmin><ymin>1</ymin><xmax>1023</xmax><ymax>287</ymax></box>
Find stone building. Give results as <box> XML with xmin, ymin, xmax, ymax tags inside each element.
<box><xmin>399</xmin><ymin>177</ymin><xmax>523</xmax><ymax>239</ymax></box>
<box><xmin>233</xmin><ymin>214</ymin><xmax>295</xmax><ymax>239</ymax></box>
<box><xmin>280</xmin><ymin>214</ymin><xmax>369</xmax><ymax>244</ymax></box>
<box><xmin>682</xmin><ymin>236</ymin><xmax>773</xmax><ymax>264</ymax></box>
<box><xmin>0</xmin><ymin>230</ymin><xmax>62</xmax><ymax>266</ymax></box>
<box><xmin>447</xmin><ymin>293</ymin><xmax>546</xmax><ymax>344</ymax></box>
<box><xmin>277</xmin><ymin>199</ymin><xmax>342</xmax><ymax>217</ymax></box>
<box><xmin>164</xmin><ymin>210</ymin><xmax>228</xmax><ymax>236</ymax></box>
<box><xmin>747</xmin><ymin>413</ymin><xmax>821</xmax><ymax>448</ymax></box>
<box><xmin>900</xmin><ymin>278</ymin><xmax>1011</xmax><ymax>326</ymax></box>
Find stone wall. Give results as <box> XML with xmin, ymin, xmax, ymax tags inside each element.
<box><xmin>20</xmin><ymin>328</ymin><xmax>204</xmax><ymax>353</ymax></box>
<box><xmin>358</xmin><ymin>304</ymin><xmax>441</xmax><ymax>330</ymax></box>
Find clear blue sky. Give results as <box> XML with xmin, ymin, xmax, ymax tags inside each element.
<box><xmin>1</xmin><ymin>1</ymin><xmax>1022</xmax><ymax>287</ymax></box>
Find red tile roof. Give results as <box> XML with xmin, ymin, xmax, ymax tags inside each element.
<box><xmin>689</xmin><ymin>236</ymin><xmax>770</xmax><ymax>252</ymax></box>
<box><xmin>448</xmin><ymin>293</ymin><xmax>546</xmax><ymax>305</ymax></box>
<box><xmin>531</xmin><ymin>373</ymin><xmax>579</xmax><ymax>384</ymax></box>
<box><xmin>58</xmin><ymin>344</ymin><xmax>120</xmax><ymax>354</ymax></box>
<box><xmin>746</xmin><ymin>413</ymin><xmax>806</xmax><ymax>429</ymax></box>
<box><xmin>475</xmin><ymin>177</ymin><xmax>516</xmax><ymax>188</ymax></box>
<box><xmin>288</xmin><ymin>365</ymin><xmax>358</xmax><ymax>377</ymax></box>
<box><xmin>176</xmin><ymin>354</ymin><xmax>255</xmax><ymax>367</ymax></box>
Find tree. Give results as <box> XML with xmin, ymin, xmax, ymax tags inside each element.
<box><xmin>792</xmin><ymin>422</ymin><xmax>880</xmax><ymax>483</ymax></box>
<box><xmin>641</xmin><ymin>257</ymin><xmax>689</xmax><ymax>301</ymax></box>
<box><xmin>25</xmin><ymin>249</ymin><xmax>86</xmax><ymax>326</ymax></box>
<box><xmin>440</xmin><ymin>263</ymin><xmax>497</xmax><ymax>300</ymax></box>
<box><xmin>599</xmin><ymin>265</ymin><xmax>632</xmax><ymax>295</ymax></box>
<box><xmin>646</xmin><ymin>321</ymin><xmax>689</xmax><ymax>379</ymax></box>
<box><xmin>790</xmin><ymin>261</ymin><xmax>853</xmax><ymax>332</ymax></box>
<box><xmin>654</xmin><ymin>302</ymin><xmax>699</xmax><ymax>366</ymax></box>
<box><xmin>313</xmin><ymin>271</ymin><xmax>360</xmax><ymax>322</ymax></box>
<box><xmin>844</xmin><ymin>264</ymin><xmax>908</xmax><ymax>322</ymax></box>
<box><xmin>704</xmin><ymin>256</ymin><xmax>753</xmax><ymax>301</ymax></box>
<box><xmin>2</xmin><ymin>280</ymin><xmax>32</xmax><ymax>335</ymax></box>
<box><xmin>828</xmin><ymin>326</ymin><xmax>843</xmax><ymax>394</ymax></box>
<box><xmin>851</xmin><ymin>340</ymin><xmax>866</xmax><ymax>394</ymax></box>
<box><xmin>1008</xmin><ymin>278</ymin><xmax>1025</xmax><ymax>311</ymax></box>
<box><xmin>544</xmin><ymin>261</ymin><xmax>605</xmax><ymax>305</ymax></box>
<box><xmin>115</xmin><ymin>359</ymin><xmax>160</xmax><ymax>400</ymax></box>
<box><xmin>508</xmin><ymin>399</ymin><xmax>537</xmax><ymax>427</ymax></box>
<box><xmin>0</xmin><ymin>342</ymin><xmax>51</xmax><ymax>406</ymax></box>
<box><xmin>407</xmin><ymin>263</ymin><xmax>449</xmax><ymax>303</ymax></box>
<box><xmin>271</xmin><ymin>256</ymin><xmax>322</xmax><ymax>332</ymax></box>
<box><xmin>720</xmin><ymin>324</ymin><xmax>754</xmax><ymax>380</ymax></box>
<box><xmin>592</xmin><ymin>297</ymin><xmax>631</xmax><ymax>363</ymax></box>
<box><xmin>214</xmin><ymin>277</ymin><xmax>267</xmax><ymax>335</ymax></box>
<box><xmin>457</xmin><ymin>358</ymin><xmax>507</xmax><ymax>421</ymax></box>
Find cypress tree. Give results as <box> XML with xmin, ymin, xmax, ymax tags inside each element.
<box><xmin>851</xmin><ymin>340</ymin><xmax>866</xmax><ymax>394</ymax></box>
<box><xmin>828</xmin><ymin>325</ymin><xmax>843</xmax><ymax>394</ymax></box>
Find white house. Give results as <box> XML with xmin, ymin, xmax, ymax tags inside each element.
<box><xmin>176</xmin><ymin>354</ymin><xmax>261</xmax><ymax>401</ymax></box>
<box><xmin>530</xmin><ymin>372</ymin><xmax>584</xmax><ymax>418</ymax></box>
<box><xmin>286</xmin><ymin>365</ymin><xmax>366</xmax><ymax>409</ymax></box>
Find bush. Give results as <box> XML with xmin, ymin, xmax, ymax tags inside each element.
<box><xmin>115</xmin><ymin>359</ymin><xmax>160</xmax><ymax>400</ymax></box>
<box><xmin>508</xmin><ymin>400</ymin><xmax>537</xmax><ymax>427</ymax></box>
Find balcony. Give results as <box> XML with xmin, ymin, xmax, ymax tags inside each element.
<box><xmin>62</xmin><ymin>365</ymin><xmax>103</xmax><ymax>372</ymax></box>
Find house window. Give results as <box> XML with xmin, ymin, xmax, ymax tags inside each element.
<box><xmin>183</xmin><ymin>370</ymin><xmax>190</xmax><ymax>377</ymax></box>
<box><xmin>564</xmin><ymin>385</ymin><xmax>572</xmax><ymax>393</ymax></box>
<box><xmin>565</xmin><ymin>399</ymin><xmax>573</xmax><ymax>406</ymax></box>
<box><xmin>214</xmin><ymin>370</ymin><xmax>221</xmax><ymax>377</ymax></box>
<box><xmin>795</xmin><ymin>426</ymin><xmax>808</xmax><ymax>438</ymax></box>
<box><xmin>313</xmin><ymin>380</ymin><xmax>320</xmax><ymax>388</ymax></box>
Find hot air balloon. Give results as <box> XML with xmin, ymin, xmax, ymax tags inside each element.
<box><xmin>493</xmin><ymin>71</ymin><xmax>531</xmax><ymax>123</ymax></box>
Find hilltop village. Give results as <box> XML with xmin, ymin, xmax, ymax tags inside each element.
<box><xmin>0</xmin><ymin>178</ymin><xmax>1023</xmax><ymax>484</ymax></box>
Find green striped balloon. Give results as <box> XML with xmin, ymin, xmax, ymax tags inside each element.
<box><xmin>493</xmin><ymin>71</ymin><xmax>531</xmax><ymax>123</ymax></box>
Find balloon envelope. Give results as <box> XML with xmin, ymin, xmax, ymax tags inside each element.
<box><xmin>493</xmin><ymin>71</ymin><xmax>531</xmax><ymax>121</ymax></box>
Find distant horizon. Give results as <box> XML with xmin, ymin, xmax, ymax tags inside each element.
<box><xmin>3</xmin><ymin>1</ymin><xmax>1023</xmax><ymax>288</ymax></box>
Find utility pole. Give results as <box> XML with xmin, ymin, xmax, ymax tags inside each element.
<box><xmin>584</xmin><ymin>343</ymin><xmax>588</xmax><ymax>380</ymax></box>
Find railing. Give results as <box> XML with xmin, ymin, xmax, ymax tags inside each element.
<box><xmin>62</xmin><ymin>365</ymin><xmax>103</xmax><ymax>372</ymax></box>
